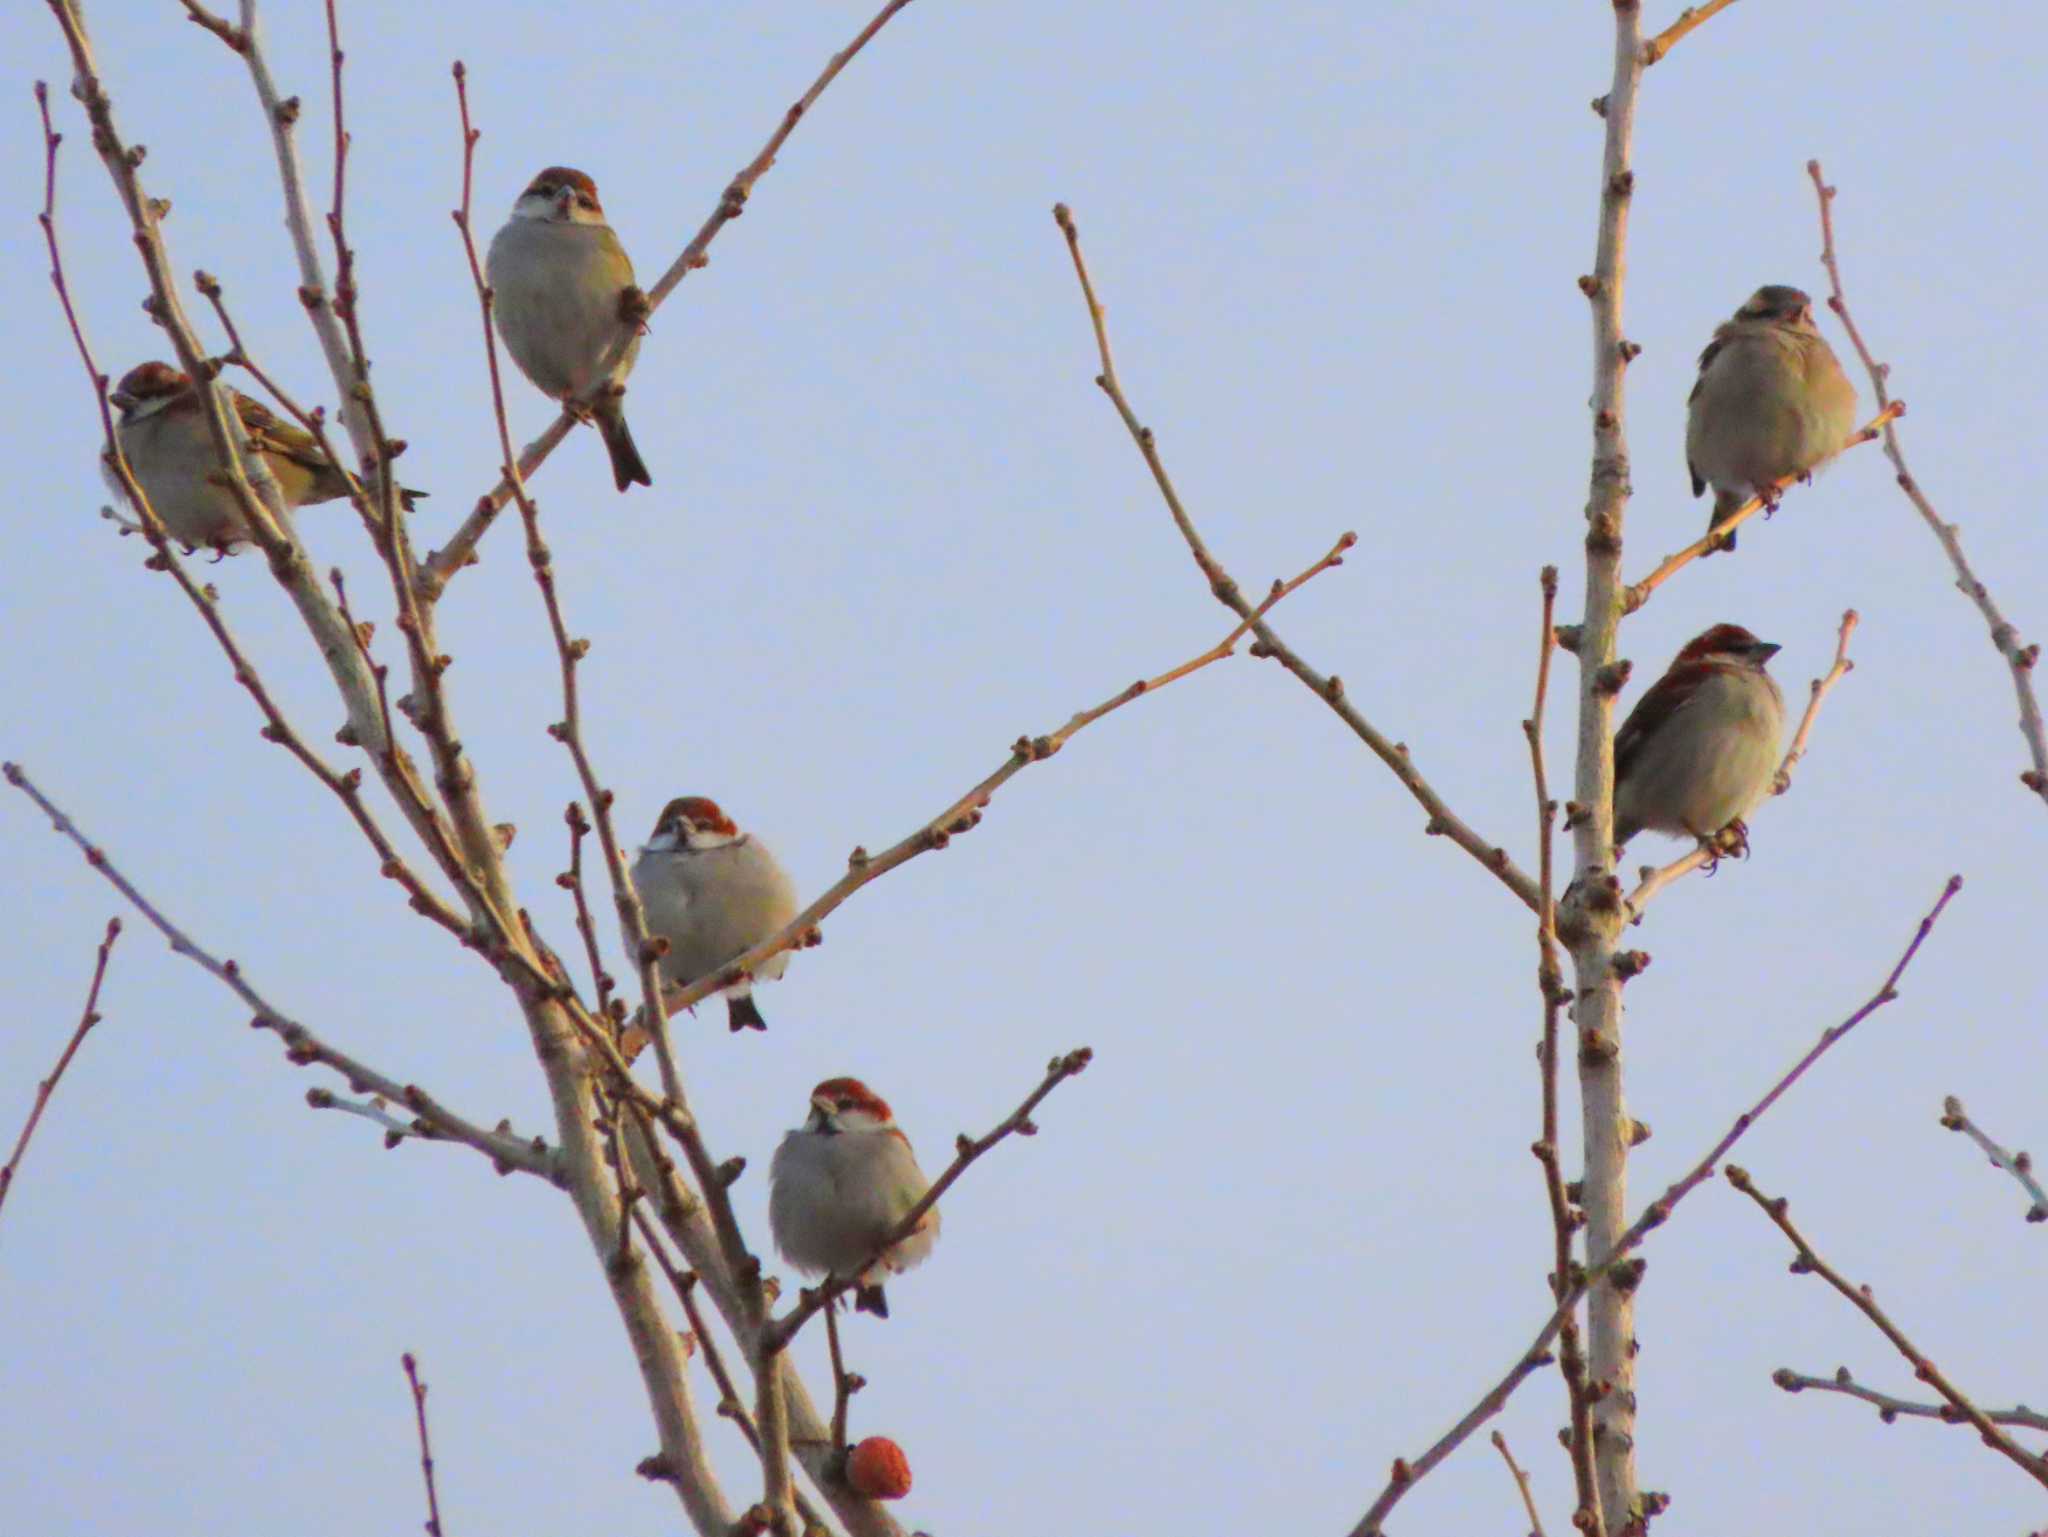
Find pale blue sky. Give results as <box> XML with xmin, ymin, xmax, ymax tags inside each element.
<box><xmin>4</xmin><ymin>3</ymin><xmax>2045</xmax><ymax>1534</ymax></box>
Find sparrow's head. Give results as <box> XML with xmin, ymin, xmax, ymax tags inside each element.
<box><xmin>644</xmin><ymin>795</ymin><xmax>740</xmax><ymax>852</ymax></box>
<box><xmin>806</xmin><ymin>1077</ymin><xmax>896</xmax><ymax>1135</ymax></box>
<box><xmin>512</xmin><ymin>166</ymin><xmax>607</xmax><ymax>226</ymax></box>
<box><xmin>1673</xmin><ymin>622</ymin><xmax>1780</xmax><ymax>672</ymax></box>
<box><xmin>1734</xmin><ymin>284</ymin><xmax>1817</xmax><ymax>332</ymax></box>
<box><xmin>110</xmin><ymin>361</ymin><xmax>190</xmax><ymax>420</ymax></box>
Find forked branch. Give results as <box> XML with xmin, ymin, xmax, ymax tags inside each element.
<box><xmin>1053</xmin><ymin>202</ymin><xmax>1541</xmax><ymax>915</ymax></box>
<box><xmin>1729</xmin><ymin>1166</ymin><xmax>2048</xmax><ymax>1492</ymax></box>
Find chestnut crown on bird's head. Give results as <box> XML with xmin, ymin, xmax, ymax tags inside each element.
<box><xmin>1734</xmin><ymin>284</ymin><xmax>1816</xmax><ymax>329</ymax></box>
<box><xmin>515</xmin><ymin>166</ymin><xmax>605</xmax><ymax>221</ymax></box>
<box><xmin>808</xmin><ymin>1077</ymin><xmax>895</xmax><ymax>1129</ymax></box>
<box><xmin>650</xmin><ymin>795</ymin><xmax>737</xmax><ymax>841</ymax></box>
<box><xmin>1673</xmin><ymin>622</ymin><xmax>1780</xmax><ymax>670</ymax></box>
<box><xmin>110</xmin><ymin>361</ymin><xmax>190</xmax><ymax>411</ymax></box>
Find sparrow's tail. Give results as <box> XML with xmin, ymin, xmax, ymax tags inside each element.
<box><xmin>1702</xmin><ymin>488</ymin><xmax>1743</xmax><ymax>554</ymax></box>
<box><xmin>598</xmin><ymin>407</ymin><xmax>653</xmax><ymax>492</ymax></box>
<box><xmin>853</xmin><ymin>1283</ymin><xmax>890</xmax><ymax>1319</ymax></box>
<box><xmin>726</xmin><ymin>994</ymin><xmax>769</xmax><ymax>1033</ymax></box>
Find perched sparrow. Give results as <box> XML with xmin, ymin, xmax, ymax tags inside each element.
<box><xmin>1686</xmin><ymin>285</ymin><xmax>1856</xmax><ymax>552</ymax></box>
<box><xmin>1613</xmin><ymin>622</ymin><xmax>1784</xmax><ymax>850</ymax></box>
<box><xmin>486</xmin><ymin>166</ymin><xmax>652</xmax><ymax>492</ymax></box>
<box><xmin>631</xmin><ymin>796</ymin><xmax>798</xmax><ymax>1032</ymax></box>
<box><xmin>769</xmin><ymin>1077</ymin><xmax>940</xmax><ymax>1318</ymax></box>
<box><xmin>105</xmin><ymin>361</ymin><xmax>420</xmax><ymax>550</ymax></box>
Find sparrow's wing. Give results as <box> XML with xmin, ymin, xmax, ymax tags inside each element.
<box><xmin>1612</xmin><ymin>663</ymin><xmax>1713</xmax><ymax>784</ymax></box>
<box><xmin>233</xmin><ymin>390</ymin><xmax>334</xmax><ymax>478</ymax></box>
<box><xmin>1685</xmin><ymin>326</ymin><xmax>1737</xmax><ymax>497</ymax></box>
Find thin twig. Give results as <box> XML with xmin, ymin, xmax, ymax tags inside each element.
<box><xmin>766</xmin><ymin>1049</ymin><xmax>1092</xmax><ymax>1352</ymax></box>
<box><xmin>1641</xmin><ymin>0</ymin><xmax>1742</xmax><ymax>66</ymax></box>
<box><xmin>1772</xmin><ymin>1365</ymin><xmax>2048</xmax><ymax>1434</ymax></box>
<box><xmin>0</xmin><ymin>918</ymin><xmax>119</xmax><ymax>1224</ymax></box>
<box><xmin>1940</xmin><ymin>1097</ymin><xmax>2048</xmax><ymax>1223</ymax></box>
<box><xmin>645</xmin><ymin>534</ymin><xmax>1354</xmax><ymax>1034</ymax></box>
<box><xmin>1622</xmin><ymin>609</ymin><xmax>1857</xmax><ymax>921</ymax></box>
<box><xmin>1523</xmin><ymin>569</ymin><xmax>1597</xmax><ymax>1528</ymax></box>
<box><xmin>1806</xmin><ymin>159</ymin><xmax>2048</xmax><ymax>807</ymax></box>
<box><xmin>1491</xmin><ymin>1431</ymin><xmax>1548</xmax><ymax>1537</ymax></box>
<box><xmin>824</xmin><ymin>1302</ymin><xmax>857</xmax><ymax>1459</ymax></box>
<box><xmin>1620</xmin><ymin>403</ymin><xmax>1900</xmax><ymax>614</ymax></box>
<box><xmin>1052</xmin><ymin>202</ymin><xmax>1541</xmax><ymax>915</ymax></box>
<box><xmin>1728</xmin><ymin>1166</ymin><xmax>2048</xmax><ymax>1491</ymax></box>
<box><xmin>1345</xmin><ymin>876</ymin><xmax>1962</xmax><ymax>1536</ymax></box>
<box><xmin>401</xmin><ymin>1353</ymin><xmax>445</xmax><ymax>1537</ymax></box>
<box><xmin>3</xmin><ymin>764</ymin><xmax>560</xmax><ymax>1183</ymax></box>
<box><xmin>421</xmin><ymin>0</ymin><xmax>921</xmax><ymax>587</ymax></box>
<box><xmin>560</xmin><ymin>803</ymin><xmax>619</xmax><ymax>1023</ymax></box>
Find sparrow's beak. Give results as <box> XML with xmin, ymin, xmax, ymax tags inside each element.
<box><xmin>555</xmin><ymin>190</ymin><xmax>576</xmax><ymax>218</ymax></box>
<box><xmin>109</xmin><ymin>389</ymin><xmax>136</xmax><ymax>412</ymax></box>
<box><xmin>1749</xmin><ymin>641</ymin><xmax>1782</xmax><ymax>664</ymax></box>
<box><xmin>809</xmin><ymin>1098</ymin><xmax>838</xmax><ymax>1132</ymax></box>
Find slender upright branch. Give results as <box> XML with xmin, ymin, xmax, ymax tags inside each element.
<box><xmin>1806</xmin><ymin>159</ymin><xmax>2048</xmax><ymax>807</ymax></box>
<box><xmin>0</xmin><ymin>917</ymin><xmax>119</xmax><ymax>1225</ymax></box>
<box><xmin>1491</xmin><ymin>1431</ymin><xmax>1549</xmax><ymax>1537</ymax></box>
<box><xmin>1727</xmin><ymin>1166</ymin><xmax>2048</xmax><ymax>1492</ymax></box>
<box><xmin>401</xmin><ymin>1353</ymin><xmax>445</xmax><ymax>1537</ymax></box>
<box><xmin>824</xmin><ymin>1303</ymin><xmax>857</xmax><ymax>1459</ymax></box>
<box><xmin>1563</xmin><ymin>6</ymin><xmax>1648</xmax><ymax>1527</ymax></box>
<box><xmin>1940</xmin><ymin>1097</ymin><xmax>2048</xmax><ymax>1223</ymax></box>
<box><xmin>1772</xmin><ymin>1366</ymin><xmax>2048</xmax><ymax>1434</ymax></box>
<box><xmin>1524</xmin><ymin>569</ymin><xmax>1598</xmax><ymax>1530</ymax></box>
<box><xmin>421</xmin><ymin>0</ymin><xmax>921</xmax><ymax>586</ymax></box>
<box><xmin>1052</xmin><ymin>203</ymin><xmax>1541</xmax><ymax>914</ymax></box>
<box><xmin>1345</xmin><ymin>876</ymin><xmax>1961</xmax><ymax>1536</ymax></box>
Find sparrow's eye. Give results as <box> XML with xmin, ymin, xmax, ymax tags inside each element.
<box><xmin>575</xmin><ymin>193</ymin><xmax>598</xmax><ymax>211</ymax></box>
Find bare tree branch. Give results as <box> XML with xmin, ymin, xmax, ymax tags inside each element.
<box><xmin>1940</xmin><ymin>1097</ymin><xmax>2048</xmax><ymax>1224</ymax></box>
<box><xmin>401</xmin><ymin>1353</ymin><xmax>445</xmax><ymax>1537</ymax></box>
<box><xmin>1806</xmin><ymin>159</ymin><xmax>2048</xmax><ymax>808</ymax></box>
<box><xmin>1560</xmin><ymin>5</ymin><xmax>1651</xmax><ymax>1524</ymax></box>
<box><xmin>0</xmin><ymin>917</ymin><xmax>119</xmax><ymax>1225</ymax></box>
<box><xmin>1051</xmin><ymin>203</ymin><xmax>1541</xmax><ymax>915</ymax></box>
<box><xmin>1728</xmin><ymin>1166</ymin><xmax>2048</xmax><ymax>1492</ymax></box>
<box><xmin>1491</xmin><ymin>1431</ymin><xmax>1549</xmax><ymax>1537</ymax></box>
<box><xmin>3</xmin><ymin>764</ymin><xmax>562</xmax><ymax>1182</ymax></box>
<box><xmin>1641</xmin><ymin>0</ymin><xmax>1743</xmax><ymax>65</ymax></box>
<box><xmin>637</xmin><ymin>535</ymin><xmax>1354</xmax><ymax>1040</ymax></box>
<box><xmin>1523</xmin><ymin>567</ymin><xmax>1599</xmax><ymax>1531</ymax></box>
<box><xmin>1620</xmin><ymin>403</ymin><xmax>1900</xmax><ymax>614</ymax></box>
<box><xmin>1773</xmin><ymin>1365</ymin><xmax>2048</xmax><ymax>1435</ymax></box>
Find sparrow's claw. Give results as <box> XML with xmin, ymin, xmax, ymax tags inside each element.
<box><xmin>617</xmin><ymin>284</ymin><xmax>651</xmax><ymax>329</ymax></box>
<box><xmin>1696</xmin><ymin>819</ymin><xmax>1751</xmax><ymax>874</ymax></box>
